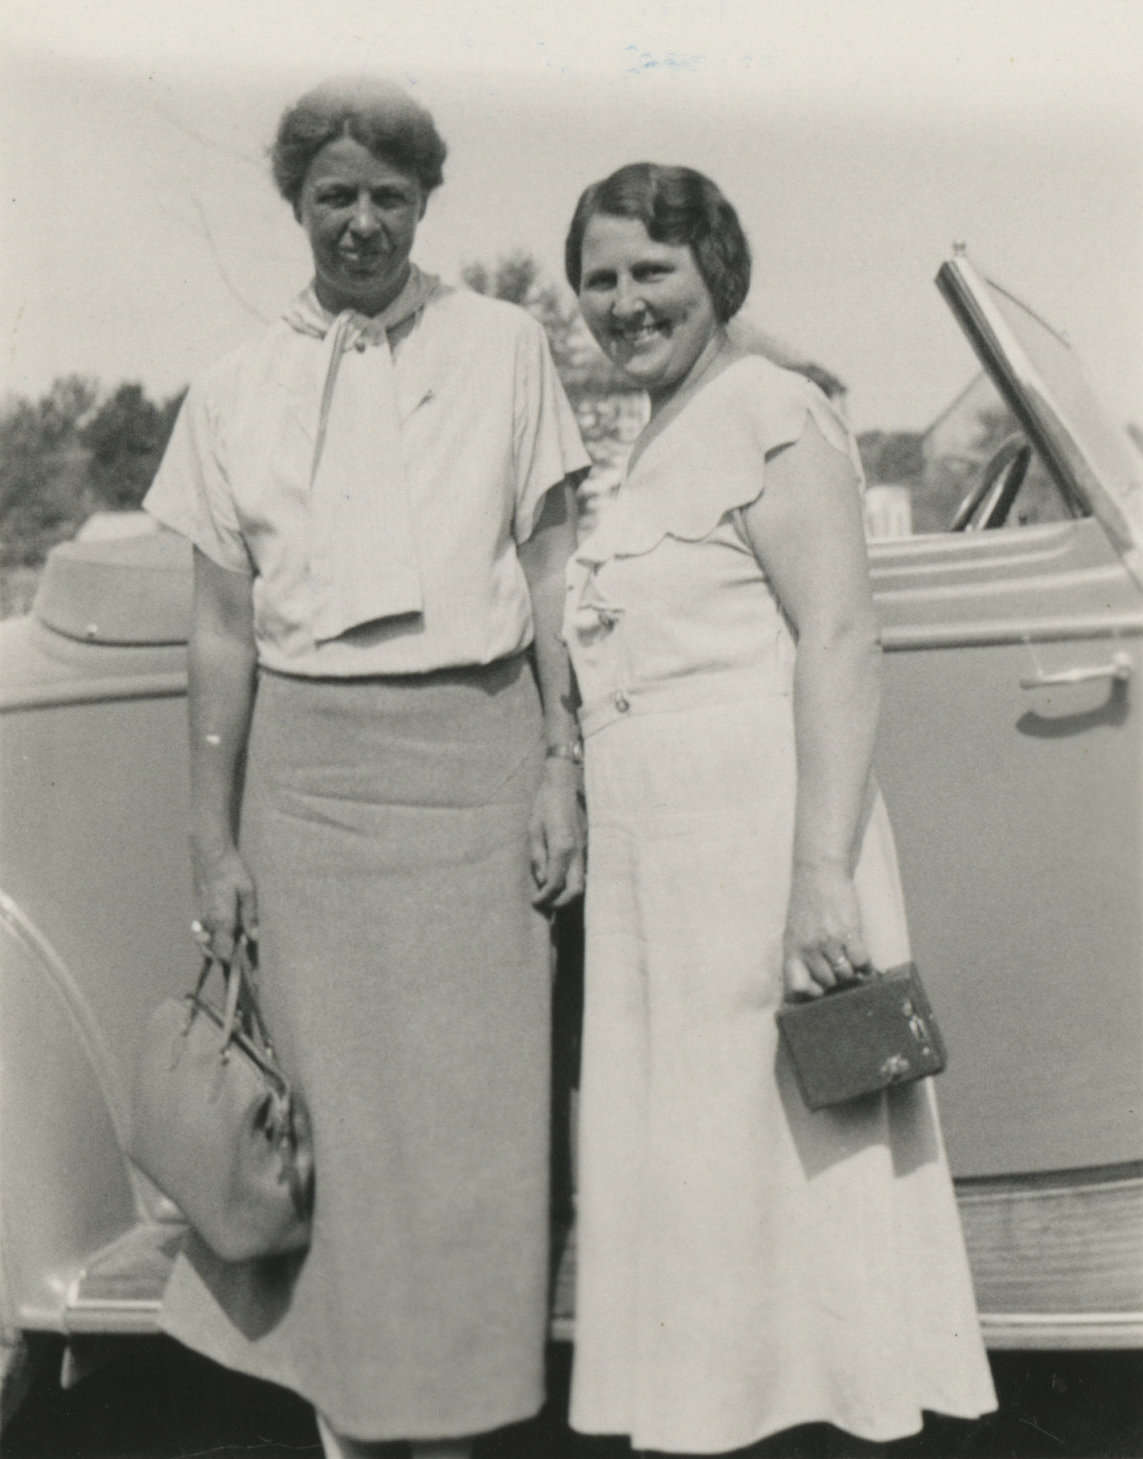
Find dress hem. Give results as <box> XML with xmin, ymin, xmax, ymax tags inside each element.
<box><xmin>569</xmin><ymin>1395</ymin><xmax>998</xmax><ymax>1455</ymax></box>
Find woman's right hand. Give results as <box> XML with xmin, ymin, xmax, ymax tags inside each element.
<box><xmin>781</xmin><ymin>858</ymin><xmax>869</xmax><ymax>1001</ymax></box>
<box><xmin>191</xmin><ymin>842</ymin><xmax>258</xmax><ymax>963</ymax></box>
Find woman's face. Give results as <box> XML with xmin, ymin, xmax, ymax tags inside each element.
<box><xmin>577</xmin><ymin>213</ymin><xmax>720</xmax><ymax>403</ymax></box>
<box><xmin>299</xmin><ymin>135</ymin><xmax>426</xmax><ymax>316</ymax></box>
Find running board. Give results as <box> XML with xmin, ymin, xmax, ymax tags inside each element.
<box><xmin>63</xmin><ymin>1222</ymin><xmax>184</xmax><ymax>1335</ymax></box>
<box><xmin>62</xmin><ymin>1204</ymin><xmax>1142</xmax><ymax>1352</ymax></box>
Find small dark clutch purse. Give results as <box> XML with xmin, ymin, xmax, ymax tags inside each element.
<box><xmin>776</xmin><ymin>961</ymin><xmax>946</xmax><ymax>1110</ymax></box>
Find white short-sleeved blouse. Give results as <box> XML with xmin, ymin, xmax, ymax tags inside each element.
<box><xmin>144</xmin><ymin>282</ymin><xmax>591</xmax><ymax>676</ymax></box>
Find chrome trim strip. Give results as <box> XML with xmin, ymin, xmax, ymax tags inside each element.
<box><xmin>957</xmin><ymin>1173</ymin><xmax>1143</xmax><ymax>1203</ymax></box>
<box><xmin>0</xmin><ymin>671</ymin><xmax>186</xmax><ymax>714</ymax></box>
<box><xmin>62</xmin><ymin>1305</ymin><xmax>162</xmax><ymax>1336</ymax></box>
<box><xmin>552</xmin><ymin>1313</ymin><xmax>1143</xmax><ymax>1350</ymax></box>
<box><xmin>983</xmin><ymin>1311</ymin><xmax>1143</xmax><ymax>1326</ymax></box>
<box><xmin>870</xmin><ymin>522</ymin><xmax>1089</xmax><ymax>577</ymax></box>
<box><xmin>956</xmin><ymin>1161</ymin><xmax>1143</xmax><ymax>1192</ymax></box>
<box><xmin>980</xmin><ymin>1313</ymin><xmax>1143</xmax><ymax>1351</ymax></box>
<box><xmin>881</xmin><ymin>616</ymin><xmax>1143</xmax><ymax>651</ymax></box>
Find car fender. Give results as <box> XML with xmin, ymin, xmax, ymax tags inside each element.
<box><xmin>0</xmin><ymin>891</ymin><xmax>142</xmax><ymax>1335</ymax></box>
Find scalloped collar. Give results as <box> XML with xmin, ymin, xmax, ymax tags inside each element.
<box><xmin>574</xmin><ymin>354</ymin><xmax>856</xmax><ymax>570</ymax></box>
<box><xmin>576</xmin><ymin>355</ymin><xmax>767</xmax><ymax>567</ymax></box>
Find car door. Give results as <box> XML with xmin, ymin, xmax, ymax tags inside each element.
<box><xmin>868</xmin><ymin>251</ymin><xmax>1143</xmax><ymax>1347</ymax></box>
<box><xmin>874</xmin><ymin>514</ymin><xmax>1142</xmax><ymax>1177</ymax></box>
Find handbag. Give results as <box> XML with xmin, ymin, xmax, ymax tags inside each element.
<box><xmin>776</xmin><ymin>961</ymin><xmax>947</xmax><ymax>1110</ymax></box>
<box><xmin>128</xmin><ymin>938</ymin><xmax>314</xmax><ymax>1261</ymax></box>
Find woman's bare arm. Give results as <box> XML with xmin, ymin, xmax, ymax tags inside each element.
<box><xmin>518</xmin><ymin>480</ymin><xmax>586</xmax><ymax>910</ymax></box>
<box><xmin>188</xmin><ymin>547</ymin><xmax>259</xmax><ymax>959</ymax></box>
<box><xmin>739</xmin><ymin>417</ymin><xmax>881</xmax><ymax>996</ymax></box>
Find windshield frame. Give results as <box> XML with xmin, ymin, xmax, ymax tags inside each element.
<box><xmin>937</xmin><ymin>248</ymin><xmax>1143</xmax><ymax>579</ymax></box>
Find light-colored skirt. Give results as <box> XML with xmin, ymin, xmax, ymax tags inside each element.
<box><xmin>570</xmin><ymin>691</ymin><xmax>997</xmax><ymax>1454</ymax></box>
<box><xmin>160</xmin><ymin>656</ymin><xmax>553</xmax><ymax>1442</ymax></box>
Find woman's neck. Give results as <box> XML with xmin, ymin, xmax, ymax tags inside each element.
<box><xmin>646</xmin><ymin>327</ymin><xmax>733</xmax><ymax>420</ymax></box>
<box><xmin>624</xmin><ymin>330</ymin><xmax>742</xmax><ymax>481</ymax></box>
<box><xmin>314</xmin><ymin>263</ymin><xmax>412</xmax><ymax>319</ymax></box>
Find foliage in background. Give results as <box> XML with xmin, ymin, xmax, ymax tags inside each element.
<box><xmin>1</xmin><ymin>376</ymin><xmax>184</xmax><ymax>576</ymax></box>
<box><xmin>2</xmin><ymin>256</ymin><xmax>588</xmax><ymax>606</ymax></box>
<box><xmin>857</xmin><ymin>429</ymin><xmax>925</xmax><ymax>487</ymax></box>
<box><xmin>916</xmin><ymin>400</ymin><xmax>1075</xmax><ymax>533</ymax></box>
<box><xmin>461</xmin><ymin>251</ymin><xmax>580</xmax><ymax>372</ymax></box>
<box><xmin>4</xmin><ymin>252</ymin><xmax>1089</xmax><ymax>616</ymax></box>
<box><xmin>83</xmin><ymin>384</ymin><xmax>186</xmax><ymax>510</ymax></box>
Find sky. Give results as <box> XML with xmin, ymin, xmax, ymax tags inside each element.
<box><xmin>2</xmin><ymin>0</ymin><xmax>1141</xmax><ymax>434</ymax></box>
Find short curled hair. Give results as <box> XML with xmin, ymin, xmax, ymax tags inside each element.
<box><xmin>565</xmin><ymin>163</ymin><xmax>751</xmax><ymax>323</ymax></box>
<box><xmin>271</xmin><ymin>76</ymin><xmax>447</xmax><ymax>215</ymax></box>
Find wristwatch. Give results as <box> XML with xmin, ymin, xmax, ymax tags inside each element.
<box><xmin>545</xmin><ymin>739</ymin><xmax>584</xmax><ymax>765</ymax></box>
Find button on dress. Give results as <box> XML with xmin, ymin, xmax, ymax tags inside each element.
<box><xmin>563</xmin><ymin>356</ymin><xmax>996</xmax><ymax>1454</ymax></box>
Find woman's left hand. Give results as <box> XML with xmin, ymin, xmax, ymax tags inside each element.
<box><xmin>782</xmin><ymin>858</ymin><xmax>871</xmax><ymax>1000</ymax></box>
<box><xmin>529</xmin><ymin>759</ymin><xmax>586</xmax><ymax>910</ymax></box>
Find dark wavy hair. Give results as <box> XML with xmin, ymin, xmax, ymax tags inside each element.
<box><xmin>271</xmin><ymin>76</ymin><xmax>447</xmax><ymax>216</ymax></box>
<box><xmin>564</xmin><ymin>163</ymin><xmax>751</xmax><ymax>323</ymax></box>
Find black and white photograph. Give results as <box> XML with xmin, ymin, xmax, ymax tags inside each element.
<box><xmin>2</xmin><ymin>3</ymin><xmax>1141</xmax><ymax>1457</ymax></box>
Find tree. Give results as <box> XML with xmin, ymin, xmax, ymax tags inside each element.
<box><xmin>0</xmin><ymin>376</ymin><xmax>186</xmax><ymax>581</ymax></box>
<box><xmin>461</xmin><ymin>251</ymin><xmax>581</xmax><ymax>380</ymax></box>
<box><xmin>857</xmin><ymin>430</ymin><xmax>925</xmax><ymax>485</ymax></box>
<box><xmin>0</xmin><ymin>376</ymin><xmax>99</xmax><ymax>568</ymax></box>
<box><xmin>82</xmin><ymin>383</ymin><xmax>184</xmax><ymax>509</ymax></box>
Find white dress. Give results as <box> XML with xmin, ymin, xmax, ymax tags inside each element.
<box><xmin>563</xmin><ymin>356</ymin><xmax>996</xmax><ymax>1454</ymax></box>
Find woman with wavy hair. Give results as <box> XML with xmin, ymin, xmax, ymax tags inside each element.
<box><xmin>561</xmin><ymin>162</ymin><xmax>996</xmax><ymax>1456</ymax></box>
<box><xmin>145</xmin><ymin>76</ymin><xmax>590</xmax><ymax>1459</ymax></box>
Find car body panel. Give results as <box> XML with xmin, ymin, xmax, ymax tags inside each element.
<box><xmin>1</xmin><ymin>554</ymin><xmax>197</xmax><ymax>1358</ymax></box>
<box><xmin>872</xmin><ymin>516</ymin><xmax>1143</xmax><ymax>1177</ymax></box>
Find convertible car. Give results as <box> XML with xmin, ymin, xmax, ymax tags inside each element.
<box><xmin>2</xmin><ymin>249</ymin><xmax>1141</xmax><ymax>1422</ymax></box>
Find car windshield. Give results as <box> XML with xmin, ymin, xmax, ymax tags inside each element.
<box><xmin>914</xmin><ymin>370</ymin><xmax>1074</xmax><ymax>534</ymax></box>
<box><xmin>937</xmin><ymin>252</ymin><xmax>1143</xmax><ymax>558</ymax></box>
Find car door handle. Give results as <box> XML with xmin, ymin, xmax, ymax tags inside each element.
<box><xmin>1020</xmin><ymin>651</ymin><xmax>1132</xmax><ymax>690</ymax></box>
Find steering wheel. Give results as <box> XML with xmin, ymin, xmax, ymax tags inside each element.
<box><xmin>950</xmin><ymin>435</ymin><xmax>1032</xmax><ymax>531</ymax></box>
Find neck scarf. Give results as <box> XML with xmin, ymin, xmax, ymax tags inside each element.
<box><xmin>282</xmin><ymin>264</ymin><xmax>440</xmax><ymax>643</ymax></box>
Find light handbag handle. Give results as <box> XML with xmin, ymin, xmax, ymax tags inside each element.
<box><xmin>184</xmin><ymin>937</ymin><xmax>278</xmax><ymax>1071</ymax></box>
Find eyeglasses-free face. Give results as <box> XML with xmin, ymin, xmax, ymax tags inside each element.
<box><xmin>577</xmin><ymin>213</ymin><xmax>721</xmax><ymax>408</ymax></box>
<box><xmin>299</xmin><ymin>135</ymin><xmax>426</xmax><ymax>316</ymax></box>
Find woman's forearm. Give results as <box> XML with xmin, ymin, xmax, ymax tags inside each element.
<box><xmin>518</xmin><ymin>480</ymin><xmax>585</xmax><ymax>908</ymax></box>
<box><xmin>188</xmin><ymin>626</ymin><xmax>257</xmax><ymax>854</ymax></box>
<box><xmin>187</xmin><ymin>550</ymin><xmax>258</xmax><ymax>856</ymax></box>
<box><xmin>519</xmin><ymin>481</ymin><xmax>580</xmax><ymax>746</ymax></box>
<box><xmin>790</xmin><ymin>614</ymin><xmax>881</xmax><ymax>872</ymax></box>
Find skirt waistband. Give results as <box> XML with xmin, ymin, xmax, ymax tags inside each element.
<box><xmin>258</xmin><ymin>652</ymin><xmax>528</xmax><ymax>693</ymax></box>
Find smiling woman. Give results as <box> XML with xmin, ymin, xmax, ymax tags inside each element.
<box><xmin>567</xmin><ymin>163</ymin><xmax>751</xmax><ymax>411</ymax></box>
<box><xmin>576</xmin><ymin>214</ymin><xmax>720</xmax><ymax>404</ymax></box>
<box><xmin>559</xmin><ymin>161</ymin><xmax>997</xmax><ymax>1456</ymax></box>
